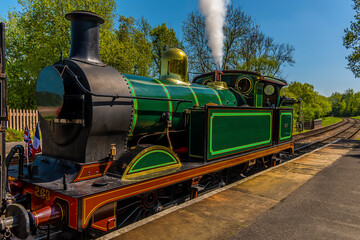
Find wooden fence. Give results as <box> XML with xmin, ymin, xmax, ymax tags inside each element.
<box><xmin>8</xmin><ymin>109</ymin><xmax>38</xmax><ymax>131</ymax></box>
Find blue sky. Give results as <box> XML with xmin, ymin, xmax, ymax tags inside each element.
<box><xmin>0</xmin><ymin>0</ymin><xmax>357</xmax><ymax>96</ymax></box>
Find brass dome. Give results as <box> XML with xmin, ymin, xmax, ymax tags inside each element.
<box><xmin>160</xmin><ymin>48</ymin><xmax>189</xmax><ymax>84</ymax></box>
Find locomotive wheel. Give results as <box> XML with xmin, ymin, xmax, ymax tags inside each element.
<box><xmin>117</xmin><ymin>191</ymin><xmax>162</xmax><ymax>228</ymax></box>
<box><xmin>142</xmin><ymin>191</ymin><xmax>159</xmax><ymax>210</ymax></box>
<box><xmin>197</xmin><ymin>171</ymin><xmax>225</xmax><ymax>193</ymax></box>
<box><xmin>233</xmin><ymin>162</ymin><xmax>249</xmax><ymax>173</ymax></box>
<box><xmin>270</xmin><ymin>154</ymin><xmax>281</xmax><ymax>166</ymax></box>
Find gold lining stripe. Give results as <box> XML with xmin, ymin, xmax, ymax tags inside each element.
<box><xmin>56</xmin><ymin>203</ymin><xmax>64</xmax><ymax>222</ymax></box>
<box><xmin>73</xmin><ymin>162</ymin><xmax>113</xmax><ymax>182</ymax></box>
<box><xmin>54</xmin><ymin>196</ymin><xmax>78</xmax><ymax>230</ymax></box>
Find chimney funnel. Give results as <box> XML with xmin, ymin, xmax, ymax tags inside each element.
<box><xmin>65</xmin><ymin>11</ymin><xmax>104</xmax><ymax>65</ymax></box>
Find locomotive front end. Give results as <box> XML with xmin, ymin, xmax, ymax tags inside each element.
<box><xmin>36</xmin><ymin>11</ymin><xmax>133</xmax><ymax>163</ymax></box>
<box><xmin>0</xmin><ymin>11</ymin><xmax>136</xmax><ymax>238</ymax></box>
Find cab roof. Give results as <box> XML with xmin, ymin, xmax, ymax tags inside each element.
<box><xmin>192</xmin><ymin>70</ymin><xmax>287</xmax><ymax>86</ymax></box>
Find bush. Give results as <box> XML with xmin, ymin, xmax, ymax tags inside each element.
<box><xmin>5</xmin><ymin>128</ymin><xmax>24</xmax><ymax>142</ymax></box>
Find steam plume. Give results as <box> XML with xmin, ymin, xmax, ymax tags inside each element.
<box><xmin>199</xmin><ymin>0</ymin><xmax>230</xmax><ymax>69</ymax></box>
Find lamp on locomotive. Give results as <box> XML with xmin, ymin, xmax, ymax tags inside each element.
<box><xmin>160</xmin><ymin>48</ymin><xmax>189</xmax><ymax>84</ymax></box>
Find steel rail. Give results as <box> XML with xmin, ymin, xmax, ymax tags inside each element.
<box><xmin>293</xmin><ymin>118</ymin><xmax>347</xmax><ymax>142</ymax></box>
<box><xmin>294</xmin><ymin>118</ymin><xmax>360</xmax><ymax>152</ymax></box>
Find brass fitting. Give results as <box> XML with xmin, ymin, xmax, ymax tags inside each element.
<box><xmin>110</xmin><ymin>144</ymin><xmax>116</xmax><ymax>161</ymax></box>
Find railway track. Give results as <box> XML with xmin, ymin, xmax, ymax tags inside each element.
<box><xmin>294</xmin><ymin>118</ymin><xmax>360</xmax><ymax>152</ymax></box>
<box><xmin>293</xmin><ymin>118</ymin><xmax>347</xmax><ymax>142</ymax></box>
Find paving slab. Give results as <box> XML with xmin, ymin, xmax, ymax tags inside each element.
<box><xmin>103</xmin><ymin>140</ymin><xmax>357</xmax><ymax>240</ymax></box>
<box><xmin>232</xmin><ymin>170</ymin><xmax>313</xmax><ymax>201</ymax></box>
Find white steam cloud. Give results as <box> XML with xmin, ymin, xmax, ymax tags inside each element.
<box><xmin>199</xmin><ymin>0</ymin><xmax>230</xmax><ymax>69</ymax></box>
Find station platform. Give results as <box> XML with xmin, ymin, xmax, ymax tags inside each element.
<box><xmin>100</xmin><ymin>139</ymin><xmax>360</xmax><ymax>240</ymax></box>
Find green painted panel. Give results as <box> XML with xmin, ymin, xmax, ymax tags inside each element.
<box><xmin>207</xmin><ymin>109</ymin><xmax>273</xmax><ymax>160</ymax></box>
<box><xmin>153</xmin><ymin>79</ymin><xmax>173</xmax><ymax>122</ymax></box>
<box><xmin>256</xmin><ymin>82</ymin><xmax>264</xmax><ymax>107</ymax></box>
<box><xmin>126</xmin><ymin>77</ymin><xmax>169</xmax><ymax>136</ymax></box>
<box><xmin>279</xmin><ymin>112</ymin><xmax>292</xmax><ymax>141</ymax></box>
<box><xmin>165</xmin><ymin>84</ymin><xmax>199</xmax><ymax>128</ymax></box>
<box><xmin>189</xmin><ymin>110</ymin><xmax>206</xmax><ymax>158</ymax></box>
<box><xmin>215</xmin><ymin>89</ymin><xmax>238</xmax><ymax>106</ymax></box>
<box><xmin>190</xmin><ymin>85</ymin><xmax>222</xmax><ymax>106</ymax></box>
<box><xmin>129</xmin><ymin>150</ymin><xmax>178</xmax><ymax>173</ymax></box>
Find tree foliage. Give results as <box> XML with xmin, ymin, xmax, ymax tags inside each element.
<box><xmin>236</xmin><ymin>26</ymin><xmax>295</xmax><ymax>76</ymax></box>
<box><xmin>109</xmin><ymin>15</ymin><xmax>152</xmax><ymax>76</ymax></box>
<box><xmin>329</xmin><ymin>89</ymin><xmax>360</xmax><ymax>117</ymax></box>
<box><xmin>343</xmin><ymin>0</ymin><xmax>360</xmax><ymax>77</ymax></box>
<box><xmin>281</xmin><ymin>82</ymin><xmax>332</xmax><ymax>122</ymax></box>
<box><xmin>149</xmin><ymin>24</ymin><xmax>183</xmax><ymax>77</ymax></box>
<box><xmin>182</xmin><ymin>5</ymin><xmax>295</xmax><ymax>77</ymax></box>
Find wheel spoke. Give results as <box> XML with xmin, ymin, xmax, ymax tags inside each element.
<box><xmin>118</xmin><ymin>205</ymin><xmax>143</xmax><ymax>227</ymax></box>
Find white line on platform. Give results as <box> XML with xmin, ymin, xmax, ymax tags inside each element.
<box><xmin>97</xmin><ymin>139</ymin><xmax>341</xmax><ymax>240</ymax></box>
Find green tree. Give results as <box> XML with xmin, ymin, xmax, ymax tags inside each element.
<box><xmin>109</xmin><ymin>15</ymin><xmax>152</xmax><ymax>76</ymax></box>
<box><xmin>344</xmin><ymin>0</ymin><xmax>360</xmax><ymax>77</ymax></box>
<box><xmin>3</xmin><ymin>0</ymin><xmax>117</xmax><ymax>109</ymax></box>
<box><xmin>281</xmin><ymin>82</ymin><xmax>331</xmax><ymax>122</ymax></box>
<box><xmin>328</xmin><ymin>92</ymin><xmax>343</xmax><ymax>116</ymax></box>
<box><xmin>149</xmin><ymin>23</ymin><xmax>183</xmax><ymax>77</ymax></box>
<box><xmin>182</xmin><ymin>5</ymin><xmax>295</xmax><ymax>77</ymax></box>
<box><xmin>329</xmin><ymin>89</ymin><xmax>360</xmax><ymax>117</ymax></box>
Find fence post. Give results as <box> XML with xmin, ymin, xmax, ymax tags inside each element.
<box><xmin>25</xmin><ymin>109</ymin><xmax>29</xmax><ymax>130</ymax></box>
<box><xmin>16</xmin><ymin>109</ymin><xmax>19</xmax><ymax>131</ymax></box>
<box><xmin>8</xmin><ymin>109</ymin><xmax>11</xmax><ymax>129</ymax></box>
<box><xmin>20</xmin><ymin>109</ymin><xmax>23</xmax><ymax>131</ymax></box>
<box><xmin>29</xmin><ymin>110</ymin><xmax>32</xmax><ymax>131</ymax></box>
<box><xmin>36</xmin><ymin>110</ymin><xmax>38</xmax><ymax>126</ymax></box>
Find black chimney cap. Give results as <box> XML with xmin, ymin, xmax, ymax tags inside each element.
<box><xmin>65</xmin><ymin>10</ymin><xmax>104</xmax><ymax>24</ymax></box>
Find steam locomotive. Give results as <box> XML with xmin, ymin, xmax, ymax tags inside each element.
<box><xmin>0</xmin><ymin>11</ymin><xmax>294</xmax><ymax>239</ymax></box>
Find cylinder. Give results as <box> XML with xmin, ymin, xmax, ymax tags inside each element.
<box><xmin>30</xmin><ymin>203</ymin><xmax>65</xmax><ymax>227</ymax></box>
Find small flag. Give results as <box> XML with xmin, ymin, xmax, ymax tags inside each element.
<box><xmin>32</xmin><ymin>122</ymin><xmax>41</xmax><ymax>157</ymax></box>
<box><xmin>28</xmin><ymin>139</ymin><xmax>33</xmax><ymax>158</ymax></box>
<box><xmin>24</xmin><ymin>126</ymin><xmax>31</xmax><ymax>143</ymax></box>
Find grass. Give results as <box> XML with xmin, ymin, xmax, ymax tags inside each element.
<box><xmin>293</xmin><ymin>129</ymin><xmax>308</xmax><ymax>135</ymax></box>
<box><xmin>5</xmin><ymin>128</ymin><xmax>42</xmax><ymax>142</ymax></box>
<box><xmin>6</xmin><ymin>128</ymin><xmax>24</xmax><ymax>142</ymax></box>
<box><xmin>321</xmin><ymin>116</ymin><xmax>342</xmax><ymax>127</ymax></box>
